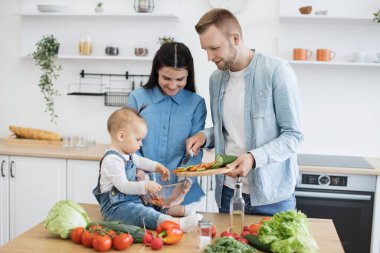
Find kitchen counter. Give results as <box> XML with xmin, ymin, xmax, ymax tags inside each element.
<box><xmin>1</xmin><ymin>139</ymin><xmax>380</xmax><ymax>175</ymax></box>
<box><xmin>0</xmin><ymin>204</ymin><xmax>344</xmax><ymax>253</ymax></box>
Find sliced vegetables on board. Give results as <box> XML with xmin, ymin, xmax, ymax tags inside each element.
<box><xmin>173</xmin><ymin>154</ymin><xmax>237</xmax><ymax>174</ymax></box>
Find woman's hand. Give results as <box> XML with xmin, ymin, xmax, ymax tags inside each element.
<box><xmin>155</xmin><ymin>163</ymin><xmax>170</xmax><ymax>181</ymax></box>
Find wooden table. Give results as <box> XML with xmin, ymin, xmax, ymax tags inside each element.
<box><xmin>0</xmin><ymin>204</ymin><xmax>344</xmax><ymax>253</ymax></box>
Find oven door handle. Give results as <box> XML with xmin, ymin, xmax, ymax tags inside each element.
<box><xmin>295</xmin><ymin>191</ymin><xmax>372</xmax><ymax>201</ymax></box>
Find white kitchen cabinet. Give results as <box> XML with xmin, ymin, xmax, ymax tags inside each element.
<box><xmin>199</xmin><ymin>176</ymin><xmax>218</xmax><ymax>213</ymax></box>
<box><xmin>0</xmin><ymin>156</ymin><xmax>10</xmax><ymax>246</ymax></box>
<box><xmin>67</xmin><ymin>159</ymin><xmax>99</xmax><ymax>204</ymax></box>
<box><xmin>0</xmin><ymin>156</ymin><xmax>66</xmax><ymax>246</ymax></box>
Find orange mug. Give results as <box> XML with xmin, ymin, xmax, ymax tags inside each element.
<box><xmin>316</xmin><ymin>49</ymin><xmax>336</xmax><ymax>61</ymax></box>
<box><xmin>293</xmin><ymin>48</ymin><xmax>312</xmax><ymax>60</ymax></box>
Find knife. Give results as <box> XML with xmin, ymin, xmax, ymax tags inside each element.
<box><xmin>181</xmin><ymin>149</ymin><xmax>194</xmax><ymax>165</ymax></box>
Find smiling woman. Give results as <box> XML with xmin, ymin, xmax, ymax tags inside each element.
<box><xmin>127</xmin><ymin>42</ymin><xmax>207</xmax><ymax>218</ymax></box>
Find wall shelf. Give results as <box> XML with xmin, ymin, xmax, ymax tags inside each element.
<box><xmin>22</xmin><ymin>54</ymin><xmax>154</xmax><ymax>61</ymax></box>
<box><xmin>288</xmin><ymin>60</ymin><xmax>380</xmax><ymax>67</ymax></box>
<box><xmin>19</xmin><ymin>12</ymin><xmax>179</xmax><ymax>19</ymax></box>
<box><xmin>279</xmin><ymin>15</ymin><xmax>375</xmax><ymax>24</ymax></box>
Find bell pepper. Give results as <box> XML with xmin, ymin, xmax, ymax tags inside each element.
<box><xmin>158</xmin><ymin>227</ymin><xmax>183</xmax><ymax>245</ymax></box>
<box><xmin>156</xmin><ymin>220</ymin><xmax>180</xmax><ymax>234</ymax></box>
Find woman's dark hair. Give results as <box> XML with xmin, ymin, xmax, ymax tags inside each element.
<box><xmin>143</xmin><ymin>42</ymin><xmax>196</xmax><ymax>92</ymax></box>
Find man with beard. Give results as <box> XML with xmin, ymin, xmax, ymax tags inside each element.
<box><xmin>186</xmin><ymin>8</ymin><xmax>304</xmax><ymax>216</ymax></box>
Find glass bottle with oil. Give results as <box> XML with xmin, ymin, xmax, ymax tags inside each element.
<box><xmin>230</xmin><ymin>176</ymin><xmax>245</xmax><ymax>234</ymax></box>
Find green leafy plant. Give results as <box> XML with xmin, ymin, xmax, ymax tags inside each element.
<box><xmin>374</xmin><ymin>9</ymin><xmax>380</xmax><ymax>23</ymax></box>
<box><xmin>32</xmin><ymin>35</ymin><xmax>62</xmax><ymax>123</ymax></box>
<box><xmin>158</xmin><ymin>36</ymin><xmax>175</xmax><ymax>45</ymax></box>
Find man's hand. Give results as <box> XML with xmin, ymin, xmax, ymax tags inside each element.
<box><xmin>155</xmin><ymin>163</ymin><xmax>170</xmax><ymax>181</ymax></box>
<box><xmin>225</xmin><ymin>153</ymin><xmax>255</xmax><ymax>177</ymax></box>
<box><xmin>145</xmin><ymin>181</ymin><xmax>162</xmax><ymax>194</ymax></box>
<box><xmin>186</xmin><ymin>132</ymin><xmax>207</xmax><ymax>156</ymax></box>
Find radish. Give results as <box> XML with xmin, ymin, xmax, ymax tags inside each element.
<box><xmin>143</xmin><ymin>230</ymin><xmax>153</xmax><ymax>245</ymax></box>
<box><xmin>150</xmin><ymin>237</ymin><xmax>163</xmax><ymax>250</ymax></box>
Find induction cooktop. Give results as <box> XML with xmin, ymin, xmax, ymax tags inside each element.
<box><xmin>297</xmin><ymin>154</ymin><xmax>374</xmax><ymax>169</ymax></box>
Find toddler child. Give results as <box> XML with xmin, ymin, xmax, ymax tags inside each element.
<box><xmin>93</xmin><ymin>107</ymin><xmax>202</xmax><ymax>231</ymax></box>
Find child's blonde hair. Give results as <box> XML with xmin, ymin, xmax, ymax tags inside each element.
<box><xmin>107</xmin><ymin>107</ymin><xmax>145</xmax><ymax>137</ymax></box>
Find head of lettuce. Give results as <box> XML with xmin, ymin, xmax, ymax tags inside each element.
<box><xmin>44</xmin><ymin>200</ymin><xmax>90</xmax><ymax>239</ymax></box>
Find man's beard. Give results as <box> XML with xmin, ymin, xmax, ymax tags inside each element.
<box><xmin>216</xmin><ymin>43</ymin><xmax>237</xmax><ymax>71</ymax></box>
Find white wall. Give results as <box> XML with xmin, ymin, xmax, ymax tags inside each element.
<box><xmin>1</xmin><ymin>0</ymin><xmax>379</xmax><ymax>157</ymax></box>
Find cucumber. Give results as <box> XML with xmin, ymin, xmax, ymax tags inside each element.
<box><xmin>244</xmin><ymin>234</ymin><xmax>271</xmax><ymax>252</ymax></box>
<box><xmin>210</xmin><ymin>154</ymin><xmax>237</xmax><ymax>169</ymax></box>
<box><xmin>87</xmin><ymin>221</ymin><xmax>145</xmax><ymax>243</ymax></box>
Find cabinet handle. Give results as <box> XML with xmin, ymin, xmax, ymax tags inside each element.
<box><xmin>10</xmin><ymin>161</ymin><xmax>15</xmax><ymax>178</ymax></box>
<box><xmin>1</xmin><ymin>160</ymin><xmax>5</xmax><ymax>177</ymax></box>
<box><xmin>210</xmin><ymin>176</ymin><xmax>213</xmax><ymax>191</ymax></box>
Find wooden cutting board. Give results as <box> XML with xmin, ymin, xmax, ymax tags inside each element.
<box><xmin>2</xmin><ymin>135</ymin><xmax>63</xmax><ymax>147</ymax></box>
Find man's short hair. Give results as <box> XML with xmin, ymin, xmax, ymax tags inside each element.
<box><xmin>195</xmin><ymin>8</ymin><xmax>242</xmax><ymax>38</ymax></box>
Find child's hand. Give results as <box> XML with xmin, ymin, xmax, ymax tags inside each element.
<box><xmin>155</xmin><ymin>163</ymin><xmax>170</xmax><ymax>181</ymax></box>
<box><xmin>145</xmin><ymin>181</ymin><xmax>162</xmax><ymax>194</ymax></box>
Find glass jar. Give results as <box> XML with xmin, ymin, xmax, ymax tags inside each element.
<box><xmin>197</xmin><ymin>220</ymin><xmax>212</xmax><ymax>250</ymax></box>
<box><xmin>79</xmin><ymin>32</ymin><xmax>92</xmax><ymax>56</ymax></box>
<box><xmin>134</xmin><ymin>0</ymin><xmax>154</xmax><ymax>13</ymax></box>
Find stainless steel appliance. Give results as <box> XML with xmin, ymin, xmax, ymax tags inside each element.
<box><xmin>296</xmin><ymin>154</ymin><xmax>376</xmax><ymax>253</ymax></box>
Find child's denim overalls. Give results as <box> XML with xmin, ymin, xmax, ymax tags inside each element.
<box><xmin>93</xmin><ymin>150</ymin><xmax>164</xmax><ymax>229</ymax></box>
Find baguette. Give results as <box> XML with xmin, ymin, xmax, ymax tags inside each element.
<box><xmin>9</xmin><ymin>125</ymin><xmax>62</xmax><ymax>141</ymax></box>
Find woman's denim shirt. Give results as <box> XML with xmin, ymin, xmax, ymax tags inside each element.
<box><xmin>128</xmin><ymin>86</ymin><xmax>207</xmax><ymax>176</ymax></box>
<box><xmin>202</xmin><ymin>52</ymin><xmax>304</xmax><ymax>206</ymax></box>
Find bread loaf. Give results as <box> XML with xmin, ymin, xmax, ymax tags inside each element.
<box><xmin>9</xmin><ymin>125</ymin><xmax>62</xmax><ymax>141</ymax></box>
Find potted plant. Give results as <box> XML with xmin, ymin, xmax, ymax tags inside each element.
<box><xmin>374</xmin><ymin>9</ymin><xmax>380</xmax><ymax>23</ymax></box>
<box><xmin>158</xmin><ymin>36</ymin><xmax>175</xmax><ymax>45</ymax></box>
<box><xmin>95</xmin><ymin>2</ymin><xmax>103</xmax><ymax>13</ymax></box>
<box><xmin>32</xmin><ymin>35</ymin><xmax>62</xmax><ymax>123</ymax></box>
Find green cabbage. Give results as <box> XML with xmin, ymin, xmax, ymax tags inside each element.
<box><xmin>259</xmin><ymin>210</ymin><xmax>318</xmax><ymax>253</ymax></box>
<box><xmin>44</xmin><ymin>200</ymin><xmax>91</xmax><ymax>239</ymax></box>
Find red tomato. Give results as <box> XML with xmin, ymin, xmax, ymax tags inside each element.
<box><xmin>260</xmin><ymin>217</ymin><xmax>271</xmax><ymax>223</ymax></box>
<box><xmin>106</xmin><ymin>229</ymin><xmax>116</xmax><ymax>239</ymax></box>
<box><xmin>112</xmin><ymin>233</ymin><xmax>133</xmax><ymax>250</ymax></box>
<box><xmin>81</xmin><ymin>230</ymin><xmax>94</xmax><ymax>248</ymax></box>
<box><xmin>243</xmin><ymin>226</ymin><xmax>250</xmax><ymax>232</ymax></box>
<box><xmin>241</xmin><ymin>230</ymin><xmax>250</xmax><ymax>237</ymax></box>
<box><xmin>70</xmin><ymin>227</ymin><xmax>84</xmax><ymax>244</ymax></box>
<box><xmin>211</xmin><ymin>225</ymin><xmax>216</xmax><ymax>238</ymax></box>
<box><xmin>238</xmin><ymin>237</ymin><xmax>248</xmax><ymax>244</ymax></box>
<box><xmin>92</xmin><ymin>234</ymin><xmax>112</xmax><ymax>252</ymax></box>
<box><xmin>249</xmin><ymin>223</ymin><xmax>262</xmax><ymax>235</ymax></box>
<box><xmin>89</xmin><ymin>225</ymin><xmax>103</xmax><ymax>231</ymax></box>
<box><xmin>220</xmin><ymin>231</ymin><xmax>234</xmax><ymax>238</ymax></box>
<box><xmin>233</xmin><ymin>233</ymin><xmax>241</xmax><ymax>240</ymax></box>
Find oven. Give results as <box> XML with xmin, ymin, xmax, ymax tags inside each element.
<box><xmin>296</xmin><ymin>154</ymin><xmax>376</xmax><ymax>253</ymax></box>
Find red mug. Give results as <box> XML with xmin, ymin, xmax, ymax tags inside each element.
<box><xmin>293</xmin><ymin>48</ymin><xmax>312</xmax><ymax>61</ymax></box>
<box><xmin>316</xmin><ymin>49</ymin><xmax>336</xmax><ymax>61</ymax></box>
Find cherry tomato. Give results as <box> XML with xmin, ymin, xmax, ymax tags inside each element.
<box><xmin>238</xmin><ymin>237</ymin><xmax>248</xmax><ymax>244</ymax></box>
<box><xmin>70</xmin><ymin>227</ymin><xmax>84</xmax><ymax>244</ymax></box>
<box><xmin>89</xmin><ymin>225</ymin><xmax>103</xmax><ymax>231</ymax></box>
<box><xmin>211</xmin><ymin>225</ymin><xmax>216</xmax><ymax>238</ymax></box>
<box><xmin>220</xmin><ymin>231</ymin><xmax>234</xmax><ymax>238</ymax></box>
<box><xmin>106</xmin><ymin>229</ymin><xmax>116</xmax><ymax>239</ymax></box>
<box><xmin>112</xmin><ymin>233</ymin><xmax>133</xmax><ymax>250</ymax></box>
<box><xmin>249</xmin><ymin>223</ymin><xmax>262</xmax><ymax>235</ymax></box>
<box><xmin>260</xmin><ymin>217</ymin><xmax>271</xmax><ymax>223</ymax></box>
<box><xmin>92</xmin><ymin>234</ymin><xmax>112</xmax><ymax>252</ymax></box>
<box><xmin>241</xmin><ymin>230</ymin><xmax>250</xmax><ymax>237</ymax></box>
<box><xmin>243</xmin><ymin>226</ymin><xmax>250</xmax><ymax>232</ymax></box>
<box><xmin>81</xmin><ymin>230</ymin><xmax>94</xmax><ymax>248</ymax></box>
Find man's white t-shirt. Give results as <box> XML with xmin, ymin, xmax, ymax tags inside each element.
<box><xmin>100</xmin><ymin>150</ymin><xmax>157</xmax><ymax>194</ymax></box>
<box><xmin>223</xmin><ymin>67</ymin><xmax>250</xmax><ymax>194</ymax></box>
